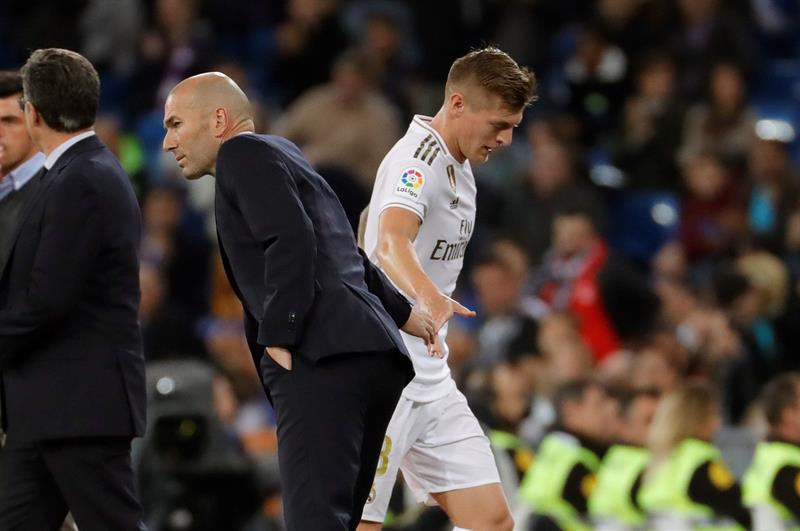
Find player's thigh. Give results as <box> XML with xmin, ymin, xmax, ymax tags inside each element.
<box><xmin>360</xmin><ymin>396</ymin><xmax>418</xmax><ymax>524</ymax></box>
<box><xmin>404</xmin><ymin>389</ymin><xmax>500</xmax><ymax>496</ymax></box>
<box><xmin>431</xmin><ymin>483</ymin><xmax>513</xmax><ymax>530</ymax></box>
<box><xmin>403</xmin><ymin>390</ymin><xmax>510</xmax><ymax>526</ymax></box>
<box><xmin>356</xmin><ymin>521</ymin><xmax>384</xmax><ymax>531</ymax></box>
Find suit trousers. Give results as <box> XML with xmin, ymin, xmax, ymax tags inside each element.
<box><xmin>0</xmin><ymin>436</ymin><xmax>145</xmax><ymax>530</ymax></box>
<box><xmin>261</xmin><ymin>348</ymin><xmax>409</xmax><ymax>531</ymax></box>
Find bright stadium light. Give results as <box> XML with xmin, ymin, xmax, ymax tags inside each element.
<box><xmin>755</xmin><ymin>119</ymin><xmax>796</xmax><ymax>143</ymax></box>
<box><xmin>590</xmin><ymin>164</ymin><xmax>626</xmax><ymax>188</ymax></box>
<box><xmin>156</xmin><ymin>376</ymin><xmax>176</xmax><ymax>395</ymax></box>
<box><xmin>651</xmin><ymin>202</ymin><xmax>678</xmax><ymax>226</ymax></box>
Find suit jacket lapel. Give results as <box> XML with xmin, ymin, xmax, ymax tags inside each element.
<box><xmin>0</xmin><ymin>136</ymin><xmax>106</xmax><ymax>279</ymax></box>
<box><xmin>0</xmin><ymin>169</ymin><xmax>49</xmax><ymax>278</ymax></box>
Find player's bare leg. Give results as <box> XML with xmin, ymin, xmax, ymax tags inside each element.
<box><xmin>431</xmin><ymin>483</ymin><xmax>514</xmax><ymax>531</ymax></box>
<box><xmin>356</xmin><ymin>521</ymin><xmax>382</xmax><ymax>531</ymax></box>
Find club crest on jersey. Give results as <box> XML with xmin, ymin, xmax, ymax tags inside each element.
<box><xmin>447</xmin><ymin>165</ymin><xmax>456</xmax><ymax>193</ymax></box>
<box><xmin>394</xmin><ymin>167</ymin><xmax>426</xmax><ymax>200</ymax></box>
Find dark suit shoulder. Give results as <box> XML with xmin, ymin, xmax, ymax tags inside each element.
<box><xmin>220</xmin><ymin>134</ymin><xmax>278</xmax><ymax>169</ymax></box>
<box><xmin>217</xmin><ymin>135</ymin><xmax>295</xmax><ymax>195</ymax></box>
<box><xmin>220</xmin><ymin>134</ymin><xmax>284</xmax><ymax>160</ymax></box>
<box><xmin>52</xmin><ymin>160</ymin><xmax>99</xmax><ymax>191</ymax></box>
<box><xmin>53</xmin><ymin>158</ymin><xmax>113</xmax><ymax>197</ymax></box>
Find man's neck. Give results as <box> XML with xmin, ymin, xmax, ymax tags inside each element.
<box><xmin>771</xmin><ymin>428</ymin><xmax>800</xmax><ymax>446</ymax></box>
<box><xmin>429</xmin><ymin>109</ymin><xmax>466</xmax><ymax>163</ymax></box>
<box><xmin>220</xmin><ymin>120</ymin><xmax>256</xmax><ymax>144</ymax></box>
<box><xmin>38</xmin><ymin>127</ymin><xmax>93</xmax><ymax>157</ymax></box>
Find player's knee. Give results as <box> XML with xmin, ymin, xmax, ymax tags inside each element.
<box><xmin>462</xmin><ymin>508</ymin><xmax>513</xmax><ymax>531</ymax></box>
<box><xmin>489</xmin><ymin>509</ymin><xmax>514</xmax><ymax>531</ymax></box>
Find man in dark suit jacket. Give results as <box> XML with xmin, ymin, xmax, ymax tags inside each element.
<box><xmin>0</xmin><ymin>71</ymin><xmax>45</xmax><ymax>277</ymax></box>
<box><xmin>162</xmin><ymin>72</ymin><xmax>436</xmax><ymax>530</ymax></box>
<box><xmin>0</xmin><ymin>67</ymin><xmax>45</xmax><ymax>516</ymax></box>
<box><xmin>0</xmin><ymin>48</ymin><xmax>146</xmax><ymax>530</ymax></box>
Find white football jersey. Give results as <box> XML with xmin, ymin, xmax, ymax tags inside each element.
<box><xmin>364</xmin><ymin>115</ymin><xmax>477</xmax><ymax>402</ymax></box>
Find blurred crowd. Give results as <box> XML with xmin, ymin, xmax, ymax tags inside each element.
<box><xmin>3</xmin><ymin>0</ymin><xmax>800</xmax><ymax>529</ymax></box>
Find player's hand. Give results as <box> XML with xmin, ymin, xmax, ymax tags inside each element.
<box><xmin>401</xmin><ymin>305</ymin><xmax>436</xmax><ymax>346</ymax></box>
<box><xmin>419</xmin><ymin>291</ymin><xmax>476</xmax><ymax>333</ymax></box>
<box><xmin>265</xmin><ymin>346</ymin><xmax>292</xmax><ymax>371</ymax></box>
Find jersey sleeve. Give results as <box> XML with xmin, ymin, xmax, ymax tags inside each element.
<box><xmin>376</xmin><ymin>157</ymin><xmax>435</xmax><ymax>221</ymax></box>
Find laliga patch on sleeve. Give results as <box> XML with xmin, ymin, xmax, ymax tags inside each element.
<box><xmin>394</xmin><ymin>167</ymin><xmax>426</xmax><ymax>201</ymax></box>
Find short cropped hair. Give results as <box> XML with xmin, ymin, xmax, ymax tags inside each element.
<box><xmin>446</xmin><ymin>46</ymin><xmax>537</xmax><ymax>110</ymax></box>
<box><xmin>761</xmin><ymin>373</ymin><xmax>800</xmax><ymax>427</ymax></box>
<box><xmin>0</xmin><ymin>71</ymin><xmax>23</xmax><ymax>99</ymax></box>
<box><xmin>21</xmin><ymin>48</ymin><xmax>100</xmax><ymax>132</ymax></box>
<box><xmin>553</xmin><ymin>379</ymin><xmax>601</xmax><ymax>424</ymax></box>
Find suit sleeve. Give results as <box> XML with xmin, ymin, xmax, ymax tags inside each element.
<box><xmin>0</xmin><ymin>169</ymin><xmax>103</xmax><ymax>362</ymax></box>
<box><xmin>217</xmin><ymin>137</ymin><xmax>316</xmax><ymax>348</ymax></box>
<box><xmin>358</xmin><ymin>247</ymin><xmax>411</xmax><ymax>328</ymax></box>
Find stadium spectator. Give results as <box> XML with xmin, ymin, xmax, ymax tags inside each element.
<box><xmin>747</xmin><ymin>138</ymin><xmax>799</xmax><ymax>252</ymax></box>
<box><xmin>743</xmin><ymin>372</ymin><xmax>800</xmax><ymax>530</ymax></box>
<box><xmin>269</xmin><ymin>0</ymin><xmax>349</xmax><ymax>105</ymax></box>
<box><xmin>670</xmin><ymin>0</ymin><xmax>756</xmax><ymax>102</ymax></box>
<box><xmin>679</xmin><ymin>62</ymin><xmax>757</xmax><ymax>167</ymax></box>
<box><xmin>273</xmin><ymin>48</ymin><xmax>399</xmax><ymax>190</ymax></box>
<box><xmin>640</xmin><ymin>382</ymin><xmax>751</xmax><ymax>530</ymax></box>
<box><xmin>679</xmin><ymin>151</ymin><xmax>747</xmax><ymax>264</ymax></box>
<box><xmin>471</xmin><ymin>239</ymin><xmax>537</xmax><ymax>368</ymax></box>
<box><xmin>128</xmin><ymin>0</ymin><xmax>216</xmax><ymax>117</ymax></box>
<box><xmin>535</xmin><ymin>198</ymin><xmax>621</xmax><ymax>362</ymax></box>
<box><xmin>500</xmin><ymin>141</ymin><xmax>603</xmax><ymax>264</ymax></box>
<box><xmin>613</xmin><ymin>52</ymin><xmax>685</xmax><ymax>190</ymax></box>
<box><xmin>520</xmin><ymin>379</ymin><xmax>616</xmax><ymax>531</ymax></box>
<box><xmin>588</xmin><ymin>387</ymin><xmax>660</xmax><ymax>530</ymax></box>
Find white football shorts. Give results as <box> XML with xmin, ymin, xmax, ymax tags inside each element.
<box><xmin>361</xmin><ymin>386</ymin><xmax>501</xmax><ymax>523</ymax></box>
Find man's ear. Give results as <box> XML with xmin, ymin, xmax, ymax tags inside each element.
<box><xmin>448</xmin><ymin>91</ymin><xmax>465</xmax><ymax>117</ymax></box>
<box><xmin>213</xmin><ymin>107</ymin><xmax>227</xmax><ymax>137</ymax></box>
<box><xmin>27</xmin><ymin>102</ymin><xmax>41</xmax><ymax>126</ymax></box>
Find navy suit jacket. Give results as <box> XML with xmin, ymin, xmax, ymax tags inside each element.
<box><xmin>0</xmin><ymin>135</ymin><xmax>146</xmax><ymax>441</ymax></box>
<box><xmin>215</xmin><ymin>133</ymin><xmax>413</xmax><ymax>367</ymax></box>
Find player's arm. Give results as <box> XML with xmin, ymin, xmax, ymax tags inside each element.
<box><xmin>687</xmin><ymin>460</ymin><xmax>752</xmax><ymax>528</ymax></box>
<box><xmin>376</xmin><ymin>207</ymin><xmax>475</xmax><ymax>333</ymax></box>
<box><xmin>357</xmin><ymin>205</ymin><xmax>435</xmax><ymax>345</ymax></box>
<box><xmin>562</xmin><ymin>463</ymin><xmax>594</xmax><ymax>515</ymax></box>
<box><xmin>772</xmin><ymin>464</ymin><xmax>800</xmax><ymax>520</ymax></box>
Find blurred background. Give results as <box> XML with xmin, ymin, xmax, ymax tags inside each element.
<box><xmin>2</xmin><ymin>0</ymin><xmax>800</xmax><ymax>529</ymax></box>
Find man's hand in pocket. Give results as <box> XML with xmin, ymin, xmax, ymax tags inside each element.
<box><xmin>265</xmin><ymin>346</ymin><xmax>292</xmax><ymax>370</ymax></box>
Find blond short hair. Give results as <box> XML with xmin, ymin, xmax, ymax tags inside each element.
<box><xmin>446</xmin><ymin>46</ymin><xmax>537</xmax><ymax>110</ymax></box>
